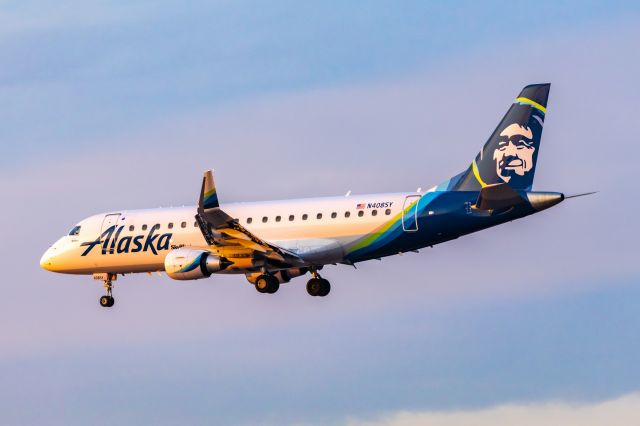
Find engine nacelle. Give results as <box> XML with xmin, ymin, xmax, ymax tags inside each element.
<box><xmin>164</xmin><ymin>248</ymin><xmax>231</xmax><ymax>281</ymax></box>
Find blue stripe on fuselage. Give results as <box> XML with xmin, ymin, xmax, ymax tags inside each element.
<box><xmin>347</xmin><ymin>191</ymin><xmax>537</xmax><ymax>262</ymax></box>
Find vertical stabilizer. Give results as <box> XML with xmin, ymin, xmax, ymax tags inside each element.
<box><xmin>449</xmin><ymin>84</ymin><xmax>550</xmax><ymax>191</ymax></box>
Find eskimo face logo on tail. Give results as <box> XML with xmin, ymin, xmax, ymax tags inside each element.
<box><xmin>81</xmin><ymin>225</ymin><xmax>172</xmax><ymax>256</ymax></box>
<box><xmin>493</xmin><ymin>123</ymin><xmax>536</xmax><ymax>184</ymax></box>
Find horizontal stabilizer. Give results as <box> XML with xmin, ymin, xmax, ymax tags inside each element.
<box><xmin>474</xmin><ymin>183</ymin><xmax>525</xmax><ymax>211</ymax></box>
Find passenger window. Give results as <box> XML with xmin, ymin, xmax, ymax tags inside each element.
<box><xmin>385</xmin><ymin>208</ymin><xmax>391</xmax><ymax>215</ymax></box>
<box><xmin>289</xmin><ymin>215</ymin><xmax>295</xmax><ymax>221</ymax></box>
<box><xmin>372</xmin><ymin>210</ymin><xmax>377</xmax><ymax>216</ymax></box>
<box><xmin>142</xmin><ymin>224</ymin><xmax>148</xmax><ymax>230</ymax></box>
<box><xmin>302</xmin><ymin>214</ymin><xmax>308</xmax><ymax>220</ymax></box>
<box><xmin>331</xmin><ymin>212</ymin><xmax>337</xmax><ymax>219</ymax></box>
<box><xmin>129</xmin><ymin>225</ymin><xmax>135</xmax><ymax>231</ymax></box>
<box><xmin>181</xmin><ymin>222</ymin><xmax>186</xmax><ymax>228</ymax></box>
<box><xmin>194</xmin><ymin>221</ymin><xmax>198</xmax><ymax>227</ymax></box>
<box><xmin>316</xmin><ymin>213</ymin><xmax>322</xmax><ymax>220</ymax></box>
<box><xmin>345</xmin><ymin>211</ymin><xmax>351</xmax><ymax>218</ymax></box>
<box><xmin>275</xmin><ymin>216</ymin><xmax>281</xmax><ymax>222</ymax></box>
<box><xmin>247</xmin><ymin>217</ymin><xmax>253</xmax><ymax>224</ymax></box>
<box><xmin>262</xmin><ymin>216</ymin><xmax>268</xmax><ymax>223</ymax></box>
<box><xmin>358</xmin><ymin>211</ymin><xmax>364</xmax><ymax>217</ymax></box>
<box><xmin>68</xmin><ymin>225</ymin><xmax>81</xmax><ymax>236</ymax></box>
<box><xmin>168</xmin><ymin>222</ymin><xmax>173</xmax><ymax>229</ymax></box>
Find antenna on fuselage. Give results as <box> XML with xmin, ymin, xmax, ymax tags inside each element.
<box><xmin>345</xmin><ymin>190</ymin><xmax>351</xmax><ymax>197</ymax></box>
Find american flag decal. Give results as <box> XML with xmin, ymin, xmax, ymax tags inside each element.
<box><xmin>356</xmin><ymin>203</ymin><xmax>365</xmax><ymax>209</ymax></box>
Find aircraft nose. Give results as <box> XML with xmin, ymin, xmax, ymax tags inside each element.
<box><xmin>39</xmin><ymin>248</ymin><xmax>57</xmax><ymax>271</ymax></box>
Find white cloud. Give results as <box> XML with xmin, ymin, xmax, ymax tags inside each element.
<box><xmin>346</xmin><ymin>393</ymin><xmax>640</xmax><ymax>426</ymax></box>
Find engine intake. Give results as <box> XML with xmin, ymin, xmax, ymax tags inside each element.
<box><xmin>165</xmin><ymin>248</ymin><xmax>231</xmax><ymax>280</ymax></box>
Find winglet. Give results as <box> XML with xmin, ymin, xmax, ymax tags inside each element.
<box><xmin>197</xmin><ymin>169</ymin><xmax>224</xmax><ymax>244</ymax></box>
<box><xmin>201</xmin><ymin>170</ymin><xmax>219</xmax><ymax>210</ymax></box>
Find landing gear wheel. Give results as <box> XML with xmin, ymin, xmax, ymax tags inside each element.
<box><xmin>318</xmin><ymin>279</ymin><xmax>330</xmax><ymax>297</ymax></box>
<box><xmin>306</xmin><ymin>277</ymin><xmax>330</xmax><ymax>297</ymax></box>
<box><xmin>306</xmin><ymin>278</ymin><xmax>321</xmax><ymax>296</ymax></box>
<box><xmin>307</xmin><ymin>277</ymin><xmax>330</xmax><ymax>297</ymax></box>
<box><xmin>266</xmin><ymin>278</ymin><xmax>280</xmax><ymax>294</ymax></box>
<box><xmin>255</xmin><ymin>274</ymin><xmax>279</xmax><ymax>294</ymax></box>
<box><xmin>255</xmin><ymin>275</ymin><xmax>269</xmax><ymax>293</ymax></box>
<box><xmin>99</xmin><ymin>295</ymin><xmax>114</xmax><ymax>307</ymax></box>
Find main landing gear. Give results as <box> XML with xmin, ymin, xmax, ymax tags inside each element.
<box><xmin>254</xmin><ymin>274</ymin><xmax>280</xmax><ymax>294</ymax></box>
<box><xmin>307</xmin><ymin>272</ymin><xmax>330</xmax><ymax>297</ymax></box>
<box><xmin>95</xmin><ymin>273</ymin><xmax>116</xmax><ymax>308</ymax></box>
<box><xmin>252</xmin><ymin>270</ymin><xmax>330</xmax><ymax>296</ymax></box>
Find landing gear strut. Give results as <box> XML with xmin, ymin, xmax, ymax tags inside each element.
<box><xmin>255</xmin><ymin>274</ymin><xmax>280</xmax><ymax>294</ymax></box>
<box><xmin>95</xmin><ymin>273</ymin><xmax>116</xmax><ymax>307</ymax></box>
<box><xmin>306</xmin><ymin>271</ymin><xmax>330</xmax><ymax>297</ymax></box>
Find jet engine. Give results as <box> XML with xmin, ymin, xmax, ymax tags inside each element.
<box><xmin>165</xmin><ymin>248</ymin><xmax>231</xmax><ymax>280</ymax></box>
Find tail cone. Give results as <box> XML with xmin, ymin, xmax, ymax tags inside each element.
<box><xmin>526</xmin><ymin>192</ymin><xmax>564</xmax><ymax>211</ymax></box>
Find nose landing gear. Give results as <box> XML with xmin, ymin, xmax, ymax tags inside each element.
<box><xmin>94</xmin><ymin>273</ymin><xmax>116</xmax><ymax>308</ymax></box>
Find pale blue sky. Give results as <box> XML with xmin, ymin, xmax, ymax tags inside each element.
<box><xmin>1</xmin><ymin>1</ymin><xmax>639</xmax><ymax>425</ymax></box>
<box><xmin>2</xmin><ymin>0</ymin><xmax>639</xmax><ymax>162</ymax></box>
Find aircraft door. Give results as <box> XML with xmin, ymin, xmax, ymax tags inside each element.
<box><xmin>402</xmin><ymin>195</ymin><xmax>420</xmax><ymax>232</ymax></box>
<box><xmin>100</xmin><ymin>213</ymin><xmax>121</xmax><ymax>234</ymax></box>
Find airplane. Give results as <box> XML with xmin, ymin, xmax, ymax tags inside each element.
<box><xmin>40</xmin><ymin>83</ymin><xmax>586</xmax><ymax>307</ymax></box>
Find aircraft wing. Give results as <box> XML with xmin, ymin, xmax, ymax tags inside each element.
<box><xmin>195</xmin><ymin>170</ymin><xmax>306</xmax><ymax>267</ymax></box>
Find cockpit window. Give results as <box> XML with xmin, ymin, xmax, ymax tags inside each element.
<box><xmin>68</xmin><ymin>225</ymin><xmax>81</xmax><ymax>236</ymax></box>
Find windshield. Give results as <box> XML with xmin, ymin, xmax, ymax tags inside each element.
<box><xmin>68</xmin><ymin>225</ymin><xmax>81</xmax><ymax>236</ymax></box>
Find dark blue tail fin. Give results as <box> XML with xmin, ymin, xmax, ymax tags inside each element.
<box><xmin>448</xmin><ymin>84</ymin><xmax>550</xmax><ymax>191</ymax></box>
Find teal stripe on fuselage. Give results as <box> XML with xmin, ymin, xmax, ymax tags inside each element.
<box><xmin>346</xmin><ymin>191</ymin><xmax>442</xmax><ymax>260</ymax></box>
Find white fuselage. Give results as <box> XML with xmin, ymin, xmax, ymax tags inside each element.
<box><xmin>40</xmin><ymin>192</ymin><xmax>419</xmax><ymax>275</ymax></box>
